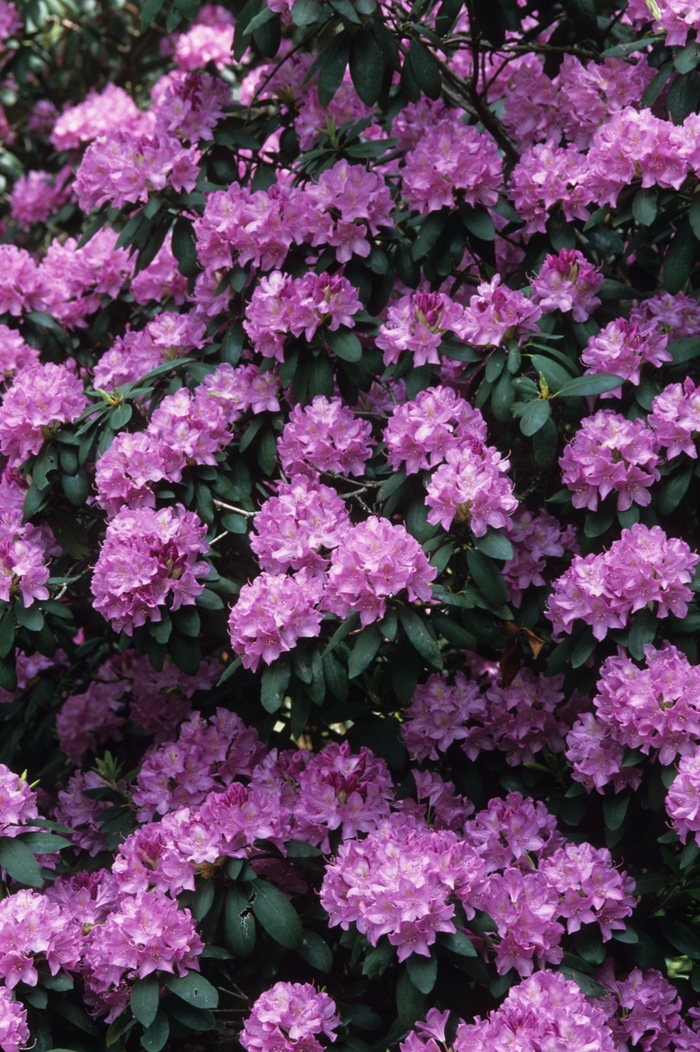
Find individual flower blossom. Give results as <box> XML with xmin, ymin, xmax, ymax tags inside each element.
<box><xmin>56</xmin><ymin>680</ymin><xmax>125</xmax><ymax>764</ymax></box>
<box><xmin>9</xmin><ymin>167</ymin><xmax>72</xmax><ymax>229</ymax></box>
<box><xmin>0</xmin><ymin>987</ymin><xmax>29</xmax><ymax>1052</ymax></box>
<box><xmin>0</xmin><ymin>325</ymin><xmax>38</xmax><ymax>380</ymax></box>
<box><xmin>132</xmin><ymin>709</ymin><xmax>265</xmax><ymax>820</ymax></box>
<box><xmin>323</xmin><ymin>516</ymin><xmax>436</xmax><ymax>626</ymax></box>
<box><xmin>377</xmin><ymin>291</ymin><xmax>469</xmax><ymax>368</ymax></box>
<box><xmin>75</xmin><ymin>130</ymin><xmax>200</xmax><ymax>213</ymax></box>
<box><xmin>0</xmin><ymin>888</ymin><xmax>83</xmax><ymax>989</ymax></box>
<box><xmin>54</xmin><ymin>771</ymin><xmax>112</xmax><ymax>855</ymax></box>
<box><xmin>502</xmin><ymin>507</ymin><xmax>578</xmax><ymax>607</ymax></box>
<box><xmin>293</xmin><ymin>741</ymin><xmax>394</xmax><ymax>851</ymax></box>
<box><xmin>244</xmin><ymin>271</ymin><xmax>362</xmax><ymax>361</ymax></box>
<box><xmin>172</xmin><ymin>23</ymin><xmax>234</xmax><ymax>72</ymax></box>
<box><xmin>402</xmin><ymin>672</ymin><xmax>486</xmax><ymax>762</ymax></box>
<box><xmin>278</xmin><ymin>396</ymin><xmax>374</xmax><ymax>478</ymax></box>
<box><xmin>581</xmin><ymin>317</ymin><xmax>671</xmax><ymax>391</ymax></box>
<box><xmin>45</xmin><ymin>870</ymin><xmax>120</xmax><ymax>930</ymax></box>
<box><xmin>531</xmin><ymin>248</ymin><xmax>603</xmax><ymax>321</ymax></box>
<box><xmin>0</xmin><ymin>765</ymin><xmax>38</xmax><ymax>835</ymax></box>
<box><xmin>666</xmin><ymin>748</ymin><xmax>700</xmax><ymax>842</ymax></box>
<box><xmin>648</xmin><ymin>376</ymin><xmax>700</xmax><ymax>459</ymax></box>
<box><xmin>546</xmin><ymin>524</ymin><xmax>699</xmax><ymax>641</ymax></box>
<box><xmin>509</xmin><ymin>140</ymin><xmax>594</xmax><ymax>234</ymax></box>
<box><xmin>320</xmin><ymin>814</ymin><xmax>486</xmax><ymax>961</ymax></box>
<box><xmin>51</xmin><ymin>83</ymin><xmax>150</xmax><ymax>150</ymax></box>
<box><xmin>464</xmin><ymin>792</ymin><xmax>563</xmax><ymax>872</ymax></box>
<box><xmin>600</xmin><ymin>965</ymin><xmax>698</xmax><ymax>1051</ymax></box>
<box><xmin>448</xmin><ymin>971</ymin><xmax>616</xmax><ymax>1051</ymax></box>
<box><xmin>0</xmin><ymin>362</ymin><xmax>87</xmax><ymax>466</ymax></box>
<box><xmin>306</xmin><ymin>160</ymin><xmax>394</xmax><ymax>263</ymax></box>
<box><xmin>129</xmin><ymin>233</ymin><xmax>190</xmax><ymax>306</ymax></box>
<box><xmin>228</xmin><ymin>569</ymin><xmax>324</xmax><ymax>673</ymax></box>
<box><xmin>540</xmin><ymin>841</ymin><xmax>636</xmax><ymax>939</ymax></box>
<box><xmin>460</xmin><ymin>275</ymin><xmax>541</xmax><ymax>348</ymax></box>
<box><xmin>94</xmin><ymin>431</ymin><xmax>168</xmax><ymax>518</ymax></box>
<box><xmin>91</xmin><ymin>505</ymin><xmax>210</xmax><ymax>636</ymax></box>
<box><xmin>251</xmin><ymin>475</ymin><xmax>350</xmax><ymax>575</ymax></box>
<box><xmin>403</xmin><ymin>118</ymin><xmax>502</xmax><ymax>212</ymax></box>
<box><xmin>83</xmin><ymin>889</ymin><xmax>203</xmax><ymax>1003</ymax></box>
<box><xmin>559</xmin><ymin>410</ymin><xmax>660</xmax><ymax>512</ymax></box>
<box><xmin>240</xmin><ymin>983</ymin><xmax>340</xmax><ymax>1052</ymax></box>
<box><xmin>425</xmin><ymin>440</ymin><xmax>518</xmax><ymax>535</ymax></box>
<box><xmin>483</xmin><ymin>669</ymin><xmax>569</xmax><ymax>766</ymax></box>
<box><xmin>383</xmin><ymin>386</ymin><xmax>488</xmax><ymax>475</ymax></box>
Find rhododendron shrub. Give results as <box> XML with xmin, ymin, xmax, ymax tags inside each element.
<box><xmin>2</xmin><ymin>0</ymin><xmax>700</xmax><ymax>1049</ymax></box>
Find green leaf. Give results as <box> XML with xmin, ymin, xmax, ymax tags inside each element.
<box><xmin>571</xmin><ymin>627</ymin><xmax>596</xmax><ymax>668</ymax></box>
<box><xmin>519</xmin><ymin>398</ymin><xmax>551</xmax><ymax>436</ymax></box>
<box><xmin>261</xmin><ymin>656</ymin><xmax>291</xmax><ymax>713</ymax></box>
<box><xmin>659</xmin><ymin>461</ymin><xmax>694</xmax><ymax>516</ymax></box>
<box><xmin>167</xmin><ymin>632</ymin><xmax>200</xmax><ymax>675</ymax></box>
<box><xmin>166</xmin><ymin>1001</ymin><xmax>216</xmax><ymax>1032</ymax></box>
<box><xmin>690</xmin><ymin>195</ymin><xmax>700</xmax><ymax>240</ymax></box>
<box><xmin>461</xmin><ymin>204</ymin><xmax>495</xmax><ymax>241</ymax></box>
<box><xmin>292</xmin><ymin>0</ymin><xmax>321</xmax><ymax>22</ymax></box>
<box><xmin>664</xmin><ymin>219</ymin><xmax>698</xmax><ymax>292</ymax></box>
<box><xmin>141</xmin><ymin>1009</ymin><xmax>169</xmax><ymax>1052</ymax></box>
<box><xmin>14</xmin><ymin>600</ymin><xmax>44</xmax><ymax>632</ymax></box>
<box><xmin>172</xmin><ymin>216</ymin><xmax>199</xmax><ymax>278</ymax></box>
<box><xmin>225</xmin><ymin>885</ymin><xmax>256</xmax><ymax>959</ymax></box>
<box><xmin>323</xmin><ymin>612</ymin><xmax>360</xmax><ymax>655</ymax></box>
<box><xmin>473</xmin><ymin>530</ymin><xmax>513</xmax><ymax>561</ymax></box>
<box><xmin>141</xmin><ymin>0</ymin><xmax>165</xmax><ymax>29</ymax></box>
<box><xmin>348</xmin><ymin>624</ymin><xmax>382</xmax><ymax>679</ymax></box>
<box><xmin>412</xmin><ymin>210</ymin><xmax>447</xmax><ymax>261</ymax></box>
<box><xmin>61</xmin><ymin>467</ymin><xmax>90</xmax><ymax>506</ymax></box>
<box><xmin>556</xmin><ymin>374</ymin><xmax>623</xmax><ymax>398</ymax></box>
<box><xmin>318</xmin><ymin>31</ymin><xmax>352</xmax><ymax>107</ymax></box>
<box><xmin>192</xmin><ymin>878</ymin><xmax>216</xmax><ymax>921</ymax></box>
<box><xmin>33</xmin><ymin>443</ymin><xmax>58</xmax><ymax>490</ymax></box>
<box><xmin>439</xmin><ymin>930</ymin><xmax>477</xmax><ymax>956</ymax></box>
<box><xmin>396</xmin><ymin>969</ymin><xmax>426</xmax><ymax>1027</ymax></box>
<box><xmin>111</xmin><ymin>403</ymin><xmax>133</xmax><ymax>430</ymax></box>
<box><xmin>407</xmin><ymin>39</ymin><xmax>441</xmax><ymax>98</ymax></box>
<box><xmin>667</xmin><ymin>921</ymin><xmax>700</xmax><ymax>959</ymax></box>
<box><xmin>349</xmin><ymin>26</ymin><xmax>385</xmax><ymax>106</ymax></box>
<box><xmin>632</xmin><ymin>187</ymin><xmax>658</xmax><ymax>226</ymax></box>
<box><xmin>327</xmin><ymin>327</ymin><xmax>362</xmax><ymax>362</ymax></box>
<box><xmin>0</xmin><ymin>835</ymin><xmax>43</xmax><ymax>887</ymax></box>
<box><xmin>603</xmin><ymin>790</ymin><xmax>630</xmax><ymax>831</ymax></box>
<box><xmin>299</xmin><ymin>930</ymin><xmax>333</xmax><ymax>972</ymax></box>
<box><xmin>628</xmin><ymin>607</ymin><xmax>657</xmax><ymax>660</ymax></box>
<box><xmin>19</xmin><ymin>832</ymin><xmax>71</xmax><ymax>852</ymax></box>
<box><xmin>399</xmin><ymin>607</ymin><xmax>443</xmax><ymax>669</ymax></box>
<box><xmin>250</xmin><ymin>878</ymin><xmax>303</xmax><ymax>950</ymax></box>
<box><xmin>164</xmin><ymin>973</ymin><xmax>219</xmax><ymax>1010</ymax></box>
<box><xmin>668</xmin><ymin>71</ymin><xmax>700</xmax><ymax>124</ymax></box>
<box><xmin>406</xmin><ymin>954</ymin><xmax>437</xmax><ymax>994</ymax></box>
<box><xmin>431</xmin><ymin>610</ymin><xmax>476</xmax><ymax>650</ymax></box>
<box><xmin>667</xmin><ymin>337</ymin><xmax>700</xmax><ymax>363</ymax></box>
<box><xmin>467</xmin><ymin>549</ymin><xmax>508</xmax><ymax>607</ymax></box>
<box><xmin>676</xmin><ymin>42</ymin><xmax>700</xmax><ymax>73</ymax></box>
<box><xmin>0</xmin><ymin>611</ymin><xmax>14</xmax><ymax>660</ymax></box>
<box><xmin>51</xmin><ymin>999</ymin><xmax>99</xmax><ymax>1036</ymax></box>
<box><xmin>131</xmin><ymin>976</ymin><xmax>160</xmax><ymax>1029</ymax></box>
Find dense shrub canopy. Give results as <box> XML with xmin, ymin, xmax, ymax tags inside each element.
<box><xmin>0</xmin><ymin>0</ymin><xmax>700</xmax><ymax>1048</ymax></box>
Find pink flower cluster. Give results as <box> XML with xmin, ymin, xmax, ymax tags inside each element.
<box><xmin>600</xmin><ymin>964</ymin><xmax>699</xmax><ymax>1051</ymax></box>
<box><xmin>244</xmin><ymin>271</ymin><xmax>361</xmax><ymax>361</ymax></box>
<box><xmin>503</xmin><ymin>507</ymin><xmax>578</xmax><ymax>607</ymax></box>
<box><xmin>0</xmin><ymin>888</ymin><xmax>82</xmax><ymax>989</ymax></box>
<box><xmin>0</xmin><ymin>988</ymin><xmax>29</xmax><ymax>1052</ymax></box>
<box><xmin>93</xmin><ymin>310</ymin><xmax>207</xmax><ymax>391</ymax></box>
<box><xmin>648</xmin><ymin>377</ymin><xmax>700</xmax><ymax>459</ymax></box>
<box><xmin>241</xmin><ymin>983</ymin><xmax>340</xmax><ymax>1052</ymax></box>
<box><xmin>0</xmin><ymin>325</ymin><xmax>38</xmax><ymax>380</ymax></box>
<box><xmin>425</xmin><ymin>439</ymin><xmax>518</xmax><ymax>535</ymax></box>
<box><xmin>567</xmin><ymin>643</ymin><xmax>700</xmax><ymax>793</ymax></box>
<box><xmin>51</xmin><ymin>83</ymin><xmax>150</xmax><ymax>151</ymax></box>
<box><xmin>559</xmin><ymin>410</ymin><xmax>660</xmax><ymax>512</ymax></box>
<box><xmin>460</xmin><ymin>275</ymin><xmax>542</xmax><ymax>348</ymax></box>
<box><xmin>546</xmin><ymin>524</ymin><xmax>698</xmax><ymax>641</ymax></box>
<box><xmin>531</xmin><ymin>248</ymin><xmax>602</xmax><ymax>321</ymax></box>
<box><xmin>377</xmin><ymin>292</ymin><xmax>470</xmax><ymax>368</ymax></box>
<box><xmin>0</xmin><ymin>507</ymin><xmax>51</xmax><ymax>608</ymax></box>
<box><xmin>228</xmin><ymin>569</ymin><xmax>324</xmax><ymax>672</ymax></box>
<box><xmin>666</xmin><ymin>749</ymin><xmax>700</xmax><ymax>843</ymax></box>
<box><xmin>0</xmin><ymin>362</ymin><xmax>87</xmax><ymax>466</ymax></box>
<box><xmin>251</xmin><ymin>474</ymin><xmax>350</xmax><ymax>575</ymax></box>
<box><xmin>402</xmin><ymin>117</ymin><xmax>502</xmax><ymax>212</ymax></box>
<box><xmin>91</xmin><ymin>504</ymin><xmax>209</xmax><ymax>635</ymax></box>
<box><xmin>57</xmin><ymin>679</ymin><xmax>125</xmax><ymax>765</ymax></box>
<box><xmin>383</xmin><ymin>386</ymin><xmax>487</xmax><ymax>475</ymax></box>
<box><xmin>9</xmin><ymin>168</ymin><xmax>72</xmax><ymax>230</ymax></box>
<box><xmin>0</xmin><ymin>765</ymin><xmax>38</xmax><ymax>835</ymax></box>
<box><xmin>323</xmin><ymin>516</ymin><xmax>436</xmax><ymax>626</ymax></box>
<box><xmin>581</xmin><ymin>317</ymin><xmax>671</xmax><ymax>390</ymax></box>
<box><xmin>278</xmin><ymin>396</ymin><xmax>373</xmax><ymax>478</ymax></box>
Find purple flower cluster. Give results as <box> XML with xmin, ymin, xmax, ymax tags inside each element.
<box><xmin>648</xmin><ymin>377</ymin><xmax>700</xmax><ymax>458</ymax></box>
<box><xmin>460</xmin><ymin>275</ymin><xmax>542</xmax><ymax>348</ymax></box>
<box><xmin>377</xmin><ymin>291</ymin><xmax>470</xmax><ymax>368</ymax></box>
<box><xmin>0</xmin><ymin>362</ymin><xmax>87</xmax><ymax>466</ymax></box>
<box><xmin>383</xmin><ymin>386</ymin><xmax>488</xmax><ymax>475</ymax></box>
<box><xmin>425</xmin><ymin>440</ymin><xmax>518</xmax><ymax>535</ymax></box>
<box><xmin>244</xmin><ymin>271</ymin><xmax>362</xmax><ymax>362</ymax></box>
<box><xmin>546</xmin><ymin>524</ymin><xmax>698</xmax><ymax>641</ymax></box>
<box><xmin>91</xmin><ymin>504</ymin><xmax>209</xmax><ymax>635</ymax></box>
<box><xmin>581</xmin><ymin>316</ymin><xmax>671</xmax><ymax>391</ymax></box>
<box><xmin>228</xmin><ymin>569</ymin><xmax>324</xmax><ymax>672</ymax></box>
<box><xmin>402</xmin><ymin>117</ymin><xmax>502</xmax><ymax>212</ymax></box>
<box><xmin>503</xmin><ymin>507</ymin><xmax>578</xmax><ymax>607</ymax></box>
<box><xmin>559</xmin><ymin>410</ymin><xmax>660</xmax><ymax>512</ymax></box>
<box><xmin>251</xmin><ymin>475</ymin><xmax>350</xmax><ymax>575</ymax></box>
<box><xmin>241</xmin><ymin>982</ymin><xmax>340</xmax><ymax>1052</ymax></box>
<box><xmin>278</xmin><ymin>396</ymin><xmax>373</xmax><ymax>478</ymax></box>
<box><xmin>531</xmin><ymin>248</ymin><xmax>603</xmax><ymax>321</ymax></box>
